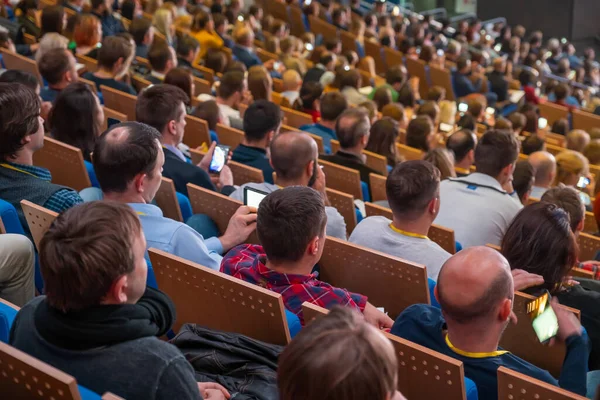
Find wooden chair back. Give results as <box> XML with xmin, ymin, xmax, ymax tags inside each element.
<box><xmin>570</xmin><ymin>267</ymin><xmax>595</xmax><ymax>280</ymax></box>
<box><xmin>363</xmin><ymin>150</ymin><xmax>388</xmax><ymax>176</ymax></box>
<box><xmin>228</xmin><ymin>161</ymin><xmax>265</xmax><ymax>186</ymax></box>
<box><xmin>100</xmin><ymin>85</ymin><xmax>137</xmax><ymax>121</ymax></box>
<box><xmin>397</xmin><ymin>143</ymin><xmax>423</xmax><ymax>161</ymax></box>
<box><xmin>134</xmin><ymin>56</ymin><xmax>150</xmax><ymax>68</ymax></box>
<box><xmin>499</xmin><ymin>291</ymin><xmax>580</xmax><ymax>378</ymax></box>
<box><xmin>497</xmin><ymin>366</ymin><xmax>586</xmax><ymax>400</ymax></box>
<box><xmin>281</xmin><ymin>106</ymin><xmax>313</xmax><ymax>128</ymax></box>
<box><xmin>184</xmin><ymin>115</ymin><xmax>211</xmax><ymax>148</ymax></box>
<box><xmin>79</xmin><ymin>77</ymin><xmax>98</xmax><ymax>93</ymax></box>
<box><xmin>578</xmin><ymin>232</ymin><xmax>600</xmax><ymax>261</ymax></box>
<box><xmin>306</xmin><ymin>133</ymin><xmax>325</xmax><ymax>154</ymax></box>
<box><xmin>429</xmin><ymin>65</ymin><xmax>455</xmax><ymax>101</ymax></box>
<box><xmin>216</xmin><ymin>123</ymin><xmax>245</xmax><ymax>148</ymax></box>
<box><xmin>271</xmin><ymin>91</ymin><xmax>283</xmax><ymax>105</ymax></box>
<box><xmin>319</xmin><ymin>237</ymin><xmax>430</xmax><ymax>319</ymax></box>
<box><xmin>102</xmin><ymin>107</ymin><xmax>127</xmax><ymax>132</ymax></box>
<box><xmin>186</xmin><ymin>184</ymin><xmax>259</xmax><ymax>243</ymax></box>
<box><xmin>32</xmin><ymin>137</ymin><xmax>91</xmax><ymax>191</ymax></box>
<box><xmin>543</xmin><ymin>131</ymin><xmax>566</xmax><ymax>147</ymax></box>
<box><xmin>545</xmin><ymin>143</ymin><xmax>565</xmax><ymax>156</ymax></box>
<box><xmin>23</xmin><ymin>33</ymin><xmax>37</xmax><ymax>45</ymax></box>
<box><xmin>319</xmin><ymin>159</ymin><xmax>363</xmax><ymax>200</ymax></box>
<box><xmin>154</xmin><ymin>177</ymin><xmax>183</xmax><ymax>222</ymax></box>
<box><xmin>256</xmin><ymin>48</ymin><xmax>278</xmax><ymax>64</ymax></box>
<box><xmin>266</xmin><ymin>0</ymin><xmax>288</xmax><ymax>22</ymax></box>
<box><xmin>0</xmin><ymin>342</ymin><xmax>81</xmax><ymax>399</ymax></box>
<box><xmin>572</xmin><ymin>108</ymin><xmax>600</xmax><ymax>133</ymax></box>
<box><xmin>383</xmin><ymin>47</ymin><xmax>404</xmax><ymax>71</ymax></box>
<box><xmin>192</xmin><ymin>76</ymin><xmax>212</xmax><ymax>97</ymax></box>
<box><xmin>272</xmin><ymin>77</ymin><xmax>284</xmax><ymax>93</ymax></box>
<box><xmin>364</xmin><ymin>40</ymin><xmax>385</xmax><ymax>75</ymax></box>
<box><xmin>538</xmin><ymin>102</ymin><xmax>570</xmax><ymax>126</ymax></box>
<box><xmin>308</xmin><ymin>15</ymin><xmax>338</xmax><ymax>41</ymax></box>
<box><xmin>325</xmin><ymin>187</ymin><xmax>356</xmax><ymax>236</ymax></box>
<box><xmin>287</xmin><ymin>5</ymin><xmax>306</xmax><ymax>38</ymax></box>
<box><xmin>131</xmin><ymin>74</ymin><xmax>152</xmax><ymax>92</ymax></box>
<box><xmin>76</xmin><ymin>54</ymin><xmax>98</xmax><ymax>73</ymax></box>
<box><xmin>148</xmin><ymin>249</ymin><xmax>291</xmax><ymax>345</ymax></box>
<box><xmin>405</xmin><ymin>57</ymin><xmax>429</xmax><ymax>97</ymax></box>
<box><xmin>301</xmin><ymin>301</ymin><xmax>328</xmax><ymax>323</ymax></box>
<box><xmin>369</xmin><ymin>172</ymin><xmax>387</xmax><ymax>202</ymax></box>
<box><xmin>192</xmin><ymin>64</ymin><xmax>214</xmax><ymax>84</ymax></box>
<box><xmin>20</xmin><ymin>201</ymin><xmax>57</xmax><ymax>251</ymax></box>
<box><xmin>584</xmin><ymin>211</ymin><xmax>598</xmax><ymax>234</ymax></box>
<box><xmin>0</xmin><ymin>48</ymin><xmax>43</xmax><ymax>84</ymax></box>
<box><xmin>339</xmin><ymin>30</ymin><xmax>358</xmax><ymax>53</ymax></box>
<box><xmin>330</xmin><ymin>139</ymin><xmax>340</xmax><ymax>154</ymax></box>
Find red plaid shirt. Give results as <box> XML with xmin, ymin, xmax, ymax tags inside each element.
<box><xmin>220</xmin><ymin>244</ymin><xmax>368</xmax><ymax>325</ymax></box>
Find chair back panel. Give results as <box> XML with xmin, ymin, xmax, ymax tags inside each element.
<box><xmin>364</xmin><ymin>150</ymin><xmax>388</xmax><ymax>176</ymax></box>
<box><xmin>184</xmin><ymin>115</ymin><xmax>211</xmax><ymax>148</ymax></box>
<box><xmin>288</xmin><ymin>5</ymin><xmax>306</xmax><ymax>38</ymax></box>
<box><xmin>0</xmin><ymin>342</ymin><xmax>81</xmax><ymax>400</ymax></box>
<box><xmin>383</xmin><ymin>48</ymin><xmax>403</xmax><ymax>70</ymax></box>
<box><xmin>216</xmin><ymin>123</ymin><xmax>244</xmax><ymax>149</ymax></box>
<box><xmin>368</xmin><ymin>173</ymin><xmax>387</xmax><ymax>202</ymax></box>
<box><xmin>497</xmin><ymin>366</ymin><xmax>586</xmax><ymax>400</ymax></box>
<box><xmin>429</xmin><ymin>65</ymin><xmax>455</xmax><ymax>101</ymax></box>
<box><xmin>79</xmin><ymin>77</ymin><xmax>98</xmax><ymax>93</ymax></box>
<box><xmin>308</xmin><ymin>16</ymin><xmax>337</xmax><ymax>41</ymax></box>
<box><xmin>330</xmin><ymin>139</ymin><xmax>340</xmax><ymax>154</ymax></box>
<box><xmin>499</xmin><ymin>292</ymin><xmax>580</xmax><ymax>378</ymax></box>
<box><xmin>365</xmin><ymin>201</ymin><xmax>392</xmax><ymax>219</ymax></box>
<box><xmin>363</xmin><ymin>40</ymin><xmax>385</xmax><ymax>75</ymax></box>
<box><xmin>325</xmin><ymin>187</ymin><xmax>356</xmax><ymax>236</ymax></box>
<box><xmin>228</xmin><ymin>161</ymin><xmax>265</xmax><ymax>186</ymax></box>
<box><xmin>100</xmin><ymin>85</ymin><xmax>137</xmax><ymax>121</ymax></box>
<box><xmin>131</xmin><ymin>75</ymin><xmax>151</xmax><ymax>92</ymax></box>
<box><xmin>397</xmin><ymin>143</ymin><xmax>423</xmax><ymax>161</ymax></box>
<box><xmin>281</xmin><ymin>107</ymin><xmax>313</xmax><ymax>128</ymax></box>
<box><xmin>102</xmin><ymin>107</ymin><xmax>127</xmax><ymax>132</ymax></box>
<box><xmin>538</xmin><ymin>102</ymin><xmax>570</xmax><ymax>126</ymax></box>
<box><xmin>543</xmin><ymin>132</ymin><xmax>566</xmax><ymax>147</ymax></box>
<box><xmin>428</xmin><ymin>224</ymin><xmax>456</xmax><ymax>254</ymax></box>
<box><xmin>572</xmin><ymin>109</ymin><xmax>600</xmax><ymax>133</ymax></box>
<box><xmin>148</xmin><ymin>249</ymin><xmax>291</xmax><ymax>345</ymax></box>
<box><xmin>319</xmin><ymin>159</ymin><xmax>363</xmax><ymax>200</ymax></box>
<box><xmin>319</xmin><ymin>237</ymin><xmax>430</xmax><ymax>319</ymax></box>
<box><xmin>339</xmin><ymin>30</ymin><xmax>358</xmax><ymax>53</ymax></box>
<box><xmin>584</xmin><ymin>211</ymin><xmax>598</xmax><ymax>234</ymax></box>
<box><xmin>570</xmin><ymin>267</ymin><xmax>594</xmax><ymax>280</ymax></box>
<box><xmin>32</xmin><ymin>137</ymin><xmax>91</xmax><ymax>192</ymax></box>
<box><xmin>578</xmin><ymin>232</ymin><xmax>600</xmax><ymax>261</ymax></box>
<box><xmin>0</xmin><ymin>48</ymin><xmax>43</xmax><ymax>83</ymax></box>
<box><xmin>301</xmin><ymin>301</ymin><xmax>328</xmax><ymax>324</ymax></box>
<box><xmin>405</xmin><ymin>57</ymin><xmax>429</xmax><ymax>97</ymax></box>
<box><xmin>193</xmin><ymin>76</ymin><xmax>212</xmax><ymax>97</ymax></box>
<box><xmin>155</xmin><ymin>177</ymin><xmax>183</xmax><ymax>222</ymax></box>
<box><xmin>20</xmin><ymin>201</ymin><xmax>57</xmax><ymax>251</ymax></box>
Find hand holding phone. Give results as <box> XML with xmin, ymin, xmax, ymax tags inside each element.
<box><xmin>527</xmin><ymin>291</ymin><xmax>558</xmax><ymax>344</ymax></box>
<box><xmin>550</xmin><ymin>297</ymin><xmax>582</xmax><ymax>342</ymax></box>
<box><xmin>243</xmin><ymin>187</ymin><xmax>268</xmax><ymax>208</ymax></box>
<box><xmin>209</xmin><ymin>145</ymin><xmax>230</xmax><ymax>174</ymax></box>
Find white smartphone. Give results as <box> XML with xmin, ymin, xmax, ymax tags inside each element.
<box><xmin>458</xmin><ymin>102</ymin><xmax>468</xmax><ymax>113</ymax></box>
<box><xmin>243</xmin><ymin>187</ymin><xmax>268</xmax><ymax>208</ymax></box>
<box><xmin>538</xmin><ymin>117</ymin><xmax>548</xmax><ymax>130</ymax></box>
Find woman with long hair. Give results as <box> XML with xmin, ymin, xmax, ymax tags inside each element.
<box><xmin>293</xmin><ymin>81</ymin><xmax>323</xmax><ymax>123</ymax></box>
<box><xmin>164</xmin><ymin>67</ymin><xmax>194</xmax><ymax>110</ymax></box>
<box><xmin>247</xmin><ymin>65</ymin><xmax>272</xmax><ymax>102</ymax></box>
<box><xmin>72</xmin><ymin>14</ymin><xmax>102</xmax><ymax>57</ymax></box>
<box><xmin>365</xmin><ymin>117</ymin><xmax>403</xmax><ymax>168</ymax></box>
<box><xmin>40</xmin><ymin>5</ymin><xmax>66</xmax><ymax>38</ymax></box>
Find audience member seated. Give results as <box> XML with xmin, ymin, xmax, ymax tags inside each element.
<box><xmin>215</xmin><ymin>70</ymin><xmax>247</xmax><ymax>129</ymax></box>
<box><xmin>247</xmin><ymin>65</ymin><xmax>273</xmax><ymax>101</ymax></box>
<box><xmin>136</xmin><ymin>84</ymin><xmax>234</xmax><ymax>196</ymax></box>
<box><xmin>176</xmin><ymin>35</ymin><xmax>204</xmax><ymax>78</ymax></box>
<box><xmin>91</xmin><ymin>0</ymin><xmax>125</xmax><ymax>38</ymax></box>
<box><xmin>552</xmin><ymin>118</ymin><xmax>570</xmax><ymax>136</ymax></box>
<box><xmin>527</xmin><ymin>151</ymin><xmax>556</xmax><ymax>199</ymax></box>
<box><xmin>303</xmin><ymin>52</ymin><xmax>336</xmax><ymax>88</ymax></box>
<box><xmin>72</xmin><ymin>14</ymin><xmax>103</xmax><ymax>58</ymax></box>
<box><xmin>406</xmin><ymin>116</ymin><xmax>437</xmax><ymax>152</ymax></box>
<box><xmin>381</xmin><ymin>103</ymin><xmax>408</xmax><ymax>131</ymax></box>
<box><xmin>424</xmin><ymin>148</ymin><xmax>457</xmax><ymax>181</ymax></box>
<box><xmin>320</xmin><ymin>108</ymin><xmax>382</xmax><ymax>185</ymax></box>
<box><xmin>553</xmin><ymin>150</ymin><xmax>591</xmax><ymax>193</ymax></box>
<box><xmin>192</xmin><ymin>100</ymin><xmax>221</xmax><ymax>142</ymax></box>
<box><xmin>522</xmin><ymin>134</ymin><xmax>546</xmax><ymax>155</ymax></box>
<box><xmin>49</xmin><ymin>82</ymin><xmax>104</xmax><ymax>162</ymax></box>
<box><xmin>511</xmin><ymin>160</ymin><xmax>534</xmax><ymax>204</ymax></box>
<box><xmin>391</xmin><ymin>246</ymin><xmax>588</xmax><ymax>399</ymax></box>
<box><xmin>340</xmin><ymin>69</ymin><xmax>367</xmax><ymax>106</ymax></box>
<box><xmin>278</xmin><ymin>306</ymin><xmax>406</xmax><ymax>400</ymax></box>
<box><xmin>487</xmin><ymin>57</ymin><xmax>509</xmax><ymax>104</ymax></box>
<box><xmin>584</xmin><ymin>140</ymin><xmax>600</xmax><ymax>165</ymax></box>
<box><xmin>191</xmin><ymin>11</ymin><xmax>224</xmax><ymax>61</ymax></box>
<box><xmin>435</xmin><ymin>130</ymin><xmax>522</xmax><ymax>247</ymax></box>
<box><xmin>0</xmin><ymin>234</ymin><xmax>34</xmax><ymax>307</ymax></box>
<box><xmin>230</xmin><ymin>132</ymin><xmax>347</xmax><ymax>239</ymax></box>
<box><xmin>130</xmin><ymin>17</ymin><xmax>154</xmax><ymax>59</ymax></box>
<box><xmin>0</xmin><ymin>70</ymin><xmax>51</xmax><ymax>121</ymax></box>
<box><xmin>368</xmin><ymin>66</ymin><xmax>405</xmax><ymax>103</ymax></box>
<box><xmin>446</xmin><ymin>129</ymin><xmax>477</xmax><ymax>176</ymax></box>
<box><xmin>502</xmin><ymin>200</ymin><xmax>600</xmax><ymax>370</ymax></box>
<box><xmin>37</xmin><ymin>48</ymin><xmax>78</xmax><ymax>103</ymax></box>
<box><xmin>221</xmin><ymin>186</ymin><xmax>392</xmax><ymax>327</ymax></box>
<box><xmin>146</xmin><ymin>42</ymin><xmax>177</xmax><ymax>84</ymax></box>
<box><xmin>93</xmin><ymin>121</ymin><xmax>255</xmax><ymax>269</ymax></box>
<box><xmin>507</xmin><ymin>112</ymin><xmax>527</xmax><ymax>136</ymax></box>
<box><xmin>300</xmin><ymin>91</ymin><xmax>348</xmax><ymax>154</ymax></box>
<box><xmin>452</xmin><ymin>56</ymin><xmax>498</xmax><ymax>105</ymax></box>
<box><xmin>281</xmin><ymin>69</ymin><xmax>302</xmax><ymax>107</ymax></box>
<box><xmin>292</xmin><ymin>81</ymin><xmax>323</xmax><ymax>123</ymax></box>
<box><xmin>0</xmin><ymin>83</ymin><xmax>83</xmax><ymax>233</ymax></box>
<box><xmin>82</xmin><ymin>36</ymin><xmax>137</xmax><ymax>95</ymax></box>
<box><xmin>551</xmin><ymin>83</ymin><xmax>579</xmax><ymax>110</ymax></box>
<box><xmin>365</xmin><ymin>117</ymin><xmax>402</xmax><ymax>168</ymax></box>
<box><xmin>231</xmin><ymin>100</ymin><xmax>281</xmax><ymax>184</ymax></box>
<box><xmin>566</xmin><ymin>129</ymin><xmax>591</xmax><ymax>153</ymax></box>
<box><xmin>9</xmin><ymin>201</ymin><xmax>229</xmax><ymax>399</ymax></box>
<box><xmin>232</xmin><ymin>25</ymin><xmax>280</xmax><ymax>77</ymax></box>
<box><xmin>350</xmin><ymin>161</ymin><xmax>450</xmax><ymax>280</ymax></box>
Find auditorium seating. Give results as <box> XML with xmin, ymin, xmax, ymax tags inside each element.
<box><xmin>497</xmin><ymin>367</ymin><xmax>587</xmax><ymax>400</ymax></box>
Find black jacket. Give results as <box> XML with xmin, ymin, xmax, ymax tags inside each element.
<box><xmin>172</xmin><ymin>324</ymin><xmax>281</xmax><ymax>400</ymax></box>
<box><xmin>320</xmin><ymin>150</ymin><xmax>381</xmax><ymax>184</ymax></box>
<box><xmin>487</xmin><ymin>70</ymin><xmax>508</xmax><ymax>103</ymax></box>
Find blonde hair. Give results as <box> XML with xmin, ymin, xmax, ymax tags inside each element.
<box><xmin>144</xmin><ymin>0</ymin><xmax>163</xmax><ymax>14</ymax></box>
<box><xmin>554</xmin><ymin>150</ymin><xmax>589</xmax><ymax>186</ymax></box>
<box><xmin>424</xmin><ymin>148</ymin><xmax>457</xmax><ymax>180</ymax></box>
<box><xmin>247</xmin><ymin>65</ymin><xmax>272</xmax><ymax>101</ymax></box>
<box><xmin>153</xmin><ymin>8</ymin><xmax>173</xmax><ymax>43</ymax></box>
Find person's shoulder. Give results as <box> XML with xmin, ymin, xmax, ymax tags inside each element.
<box><xmin>391</xmin><ymin>304</ymin><xmax>442</xmax><ymax>332</ymax></box>
<box><xmin>221</xmin><ymin>244</ymin><xmax>264</xmax><ymax>272</ymax></box>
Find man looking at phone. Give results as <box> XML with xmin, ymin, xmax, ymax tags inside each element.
<box><xmin>136</xmin><ymin>84</ymin><xmax>235</xmax><ymax>198</ymax></box>
<box><xmin>94</xmin><ymin>121</ymin><xmax>257</xmax><ymax>270</ymax></box>
<box><xmin>391</xmin><ymin>247</ymin><xmax>589</xmax><ymax>399</ymax></box>
<box><xmin>229</xmin><ymin>131</ymin><xmax>347</xmax><ymax>239</ymax></box>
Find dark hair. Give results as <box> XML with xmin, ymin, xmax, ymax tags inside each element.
<box><xmin>38</xmin><ymin>48</ymin><xmax>71</xmax><ymax>85</ymax></box>
<box><xmin>176</xmin><ymin>34</ymin><xmax>199</xmax><ymax>58</ymax></box>
<box><xmin>40</xmin><ymin>201</ymin><xmax>141</xmax><ymax>312</ymax></box>
<box><xmin>508</xmin><ymin>112</ymin><xmax>526</xmax><ymax>133</ymax></box>
<box><xmin>218</xmin><ymin>71</ymin><xmax>245</xmax><ymax>99</ymax></box>
<box><xmin>320</xmin><ymin>91</ymin><xmax>348</xmax><ymax>122</ymax></box>
<box><xmin>121</xmin><ymin>0</ymin><xmax>136</xmax><ymax>20</ymax></box>
<box><xmin>0</xmin><ymin>83</ymin><xmax>41</xmax><ymax>161</ymax></box>
<box><xmin>130</xmin><ymin>17</ymin><xmax>152</xmax><ymax>45</ymax></box>
<box><xmin>456</xmin><ymin>56</ymin><xmax>470</xmax><ymax>72</ymax></box>
<box><xmin>406</xmin><ymin>116</ymin><xmax>434</xmax><ymax>151</ymax></box>
<box><xmin>247</xmin><ymin>66</ymin><xmax>271</xmax><ymax>101</ymax></box>
<box><xmin>257</xmin><ymin>186</ymin><xmax>327</xmax><ymax>263</ymax></box>
<box><xmin>522</xmin><ymin>135</ymin><xmax>545</xmax><ymax>155</ymax></box>
<box><xmin>17</xmin><ymin>0</ymin><xmax>38</xmax><ymax>16</ymax></box>
<box><xmin>554</xmin><ymin>83</ymin><xmax>570</xmax><ymax>102</ymax></box>
<box><xmin>212</xmin><ymin>12</ymin><xmax>227</xmax><ymax>30</ymax></box>
<box><xmin>192</xmin><ymin>10</ymin><xmax>211</xmax><ymax>31</ymax></box>
<box><xmin>397</xmin><ymin>83</ymin><xmax>417</xmax><ymax>108</ymax></box>
<box><xmin>148</xmin><ymin>42</ymin><xmax>173</xmax><ymax>72</ymax></box>
<box><xmin>467</xmin><ymin>98</ymin><xmax>484</xmax><ymax>117</ymax></box>
<box><xmin>457</xmin><ymin>113</ymin><xmax>476</xmax><ymax>131</ymax></box>
<box><xmin>501</xmin><ymin>202</ymin><xmax>577</xmax><ymax>294</ymax></box>
<box><xmin>340</xmin><ymin>69</ymin><xmax>361</xmax><ymax>90</ymax></box>
<box><xmin>387</xmin><ymin>160</ymin><xmax>440</xmax><ymax>220</ymax></box>
<box><xmin>278</xmin><ymin>307</ymin><xmax>398</xmax><ymax>400</ymax></box>
<box><xmin>427</xmin><ymin>86</ymin><xmax>446</xmax><ymax>102</ymax></box>
<box><xmin>192</xmin><ymin>100</ymin><xmax>220</xmax><ymax>130</ymax></box>
<box><xmin>93</xmin><ymin>121</ymin><xmax>162</xmax><ymax>193</ymax></box>
<box><xmin>518</xmin><ymin>69</ymin><xmax>535</xmax><ymax>87</ymax></box>
<box><xmin>447</xmin><ymin>129</ymin><xmax>476</xmax><ymax>163</ymax></box>
<box><xmin>416</xmin><ymin>101</ymin><xmax>439</xmax><ymax>123</ymax></box>
<box><xmin>49</xmin><ymin>82</ymin><xmax>100</xmax><ymax>161</ymax></box>
<box><xmin>0</xmin><ymin>70</ymin><xmax>39</xmax><ymax>91</ymax></box>
<box><xmin>512</xmin><ymin>160</ymin><xmax>534</xmax><ymax>204</ymax></box>
<box><xmin>541</xmin><ymin>186</ymin><xmax>584</xmax><ymax>232</ymax></box>
<box><xmin>365</xmin><ymin>117</ymin><xmax>400</xmax><ymax>167</ymax></box>
<box><xmin>293</xmin><ymin>81</ymin><xmax>323</xmax><ymax>112</ymax></box>
<box><xmin>494</xmin><ymin>118</ymin><xmax>512</xmax><ymax>132</ymax></box>
<box><xmin>474</xmin><ymin>130</ymin><xmax>519</xmax><ymax>177</ymax></box>
<box><xmin>519</xmin><ymin>103</ymin><xmax>540</xmax><ymax>133</ymax></box>
<box><xmin>372</xmin><ymin>86</ymin><xmax>392</xmax><ymax>111</ymax></box>
<box><xmin>136</xmin><ymin>84</ymin><xmax>189</xmax><ymax>134</ymax></box>
<box><xmin>205</xmin><ymin>49</ymin><xmax>227</xmax><ymax>73</ymax></box>
<box><xmin>164</xmin><ymin>67</ymin><xmax>194</xmax><ymax>102</ymax></box>
<box><xmin>40</xmin><ymin>5</ymin><xmax>65</xmax><ymax>36</ymax></box>
<box><xmin>243</xmin><ymin>100</ymin><xmax>282</xmax><ymax>142</ymax></box>
<box><xmin>551</xmin><ymin>118</ymin><xmax>569</xmax><ymax>136</ymax></box>
<box><xmin>97</xmin><ymin>36</ymin><xmax>133</xmax><ymax>70</ymax></box>
<box><xmin>385</xmin><ymin>65</ymin><xmax>405</xmax><ymax>86</ymax></box>
<box><xmin>0</xmin><ymin>32</ymin><xmax>11</xmax><ymax>48</ymax></box>
<box><xmin>336</xmin><ymin>108</ymin><xmax>370</xmax><ymax>148</ymax></box>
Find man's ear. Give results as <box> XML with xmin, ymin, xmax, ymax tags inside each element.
<box><xmin>133</xmin><ymin>173</ymin><xmax>147</xmax><ymax>193</ymax></box>
<box><xmin>498</xmin><ymin>298</ymin><xmax>512</xmax><ymax>322</ymax></box>
<box><xmin>306</xmin><ymin>159</ymin><xmax>315</xmax><ymax>178</ymax></box>
<box><xmin>468</xmin><ymin>149</ymin><xmax>475</xmax><ymax>163</ymax></box>
<box><xmin>114</xmin><ymin>57</ymin><xmax>124</xmax><ymax>72</ymax></box>
<box><xmin>307</xmin><ymin>235</ymin><xmax>320</xmax><ymax>257</ymax></box>
<box><xmin>428</xmin><ymin>196</ymin><xmax>439</xmax><ymax>216</ymax></box>
<box><xmin>109</xmin><ymin>275</ymin><xmax>129</xmax><ymax>304</ymax></box>
<box><xmin>167</xmin><ymin>119</ymin><xmax>177</xmax><ymax>136</ymax></box>
<box><xmin>576</xmin><ymin>218</ymin><xmax>584</xmax><ymax>234</ymax></box>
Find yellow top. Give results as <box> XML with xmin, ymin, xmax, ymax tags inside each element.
<box><xmin>192</xmin><ymin>30</ymin><xmax>224</xmax><ymax>61</ymax></box>
<box><xmin>445</xmin><ymin>334</ymin><xmax>509</xmax><ymax>358</ymax></box>
<box><xmin>388</xmin><ymin>223</ymin><xmax>429</xmax><ymax>240</ymax></box>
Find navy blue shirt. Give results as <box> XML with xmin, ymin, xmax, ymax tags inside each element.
<box><xmin>299</xmin><ymin>123</ymin><xmax>337</xmax><ymax>154</ymax></box>
<box><xmin>40</xmin><ymin>87</ymin><xmax>61</xmax><ymax>103</ymax></box>
<box><xmin>391</xmin><ymin>304</ymin><xmax>589</xmax><ymax>400</ymax></box>
<box><xmin>231</xmin><ymin>144</ymin><xmax>274</xmax><ymax>184</ymax></box>
<box><xmin>82</xmin><ymin>72</ymin><xmax>137</xmax><ymax>95</ymax></box>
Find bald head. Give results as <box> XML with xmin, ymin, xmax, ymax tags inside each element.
<box><xmin>437</xmin><ymin>247</ymin><xmax>513</xmax><ymax>325</ymax></box>
<box><xmin>528</xmin><ymin>151</ymin><xmax>556</xmax><ymax>188</ymax></box>
<box><xmin>446</xmin><ymin>129</ymin><xmax>477</xmax><ymax>163</ymax></box>
<box><xmin>336</xmin><ymin>108</ymin><xmax>370</xmax><ymax>149</ymax></box>
<box><xmin>270</xmin><ymin>132</ymin><xmax>318</xmax><ymax>182</ymax></box>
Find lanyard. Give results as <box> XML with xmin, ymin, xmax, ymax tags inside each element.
<box><xmin>0</xmin><ymin>163</ymin><xmax>37</xmax><ymax>178</ymax></box>
<box><xmin>445</xmin><ymin>334</ymin><xmax>508</xmax><ymax>358</ymax></box>
<box><xmin>388</xmin><ymin>223</ymin><xmax>429</xmax><ymax>240</ymax></box>
<box><xmin>136</xmin><ymin>211</ymin><xmax>147</xmax><ymax>216</ymax></box>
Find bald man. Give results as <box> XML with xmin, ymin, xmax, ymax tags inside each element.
<box><xmin>567</xmin><ymin>130</ymin><xmax>591</xmax><ymax>153</ymax></box>
<box><xmin>229</xmin><ymin>131</ymin><xmax>347</xmax><ymax>239</ymax></box>
<box><xmin>487</xmin><ymin>57</ymin><xmax>509</xmax><ymax>103</ymax></box>
<box><xmin>391</xmin><ymin>247</ymin><xmax>588</xmax><ymax>400</ymax></box>
<box><xmin>528</xmin><ymin>151</ymin><xmax>557</xmax><ymax>199</ymax></box>
<box><xmin>446</xmin><ymin>129</ymin><xmax>477</xmax><ymax>176</ymax></box>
